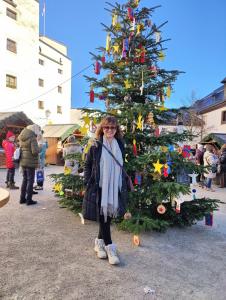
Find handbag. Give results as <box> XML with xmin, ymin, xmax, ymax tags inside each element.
<box><xmin>97</xmin><ymin>140</ymin><xmax>134</xmax><ymax>192</ymax></box>
<box><xmin>13</xmin><ymin>147</ymin><xmax>21</xmax><ymax>162</ymax></box>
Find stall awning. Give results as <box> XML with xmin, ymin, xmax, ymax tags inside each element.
<box><xmin>0</xmin><ymin>111</ymin><xmax>33</xmax><ymax>129</ymax></box>
<box><xmin>42</xmin><ymin>124</ymin><xmax>80</xmax><ymax>141</ymax></box>
<box><xmin>201</xmin><ymin>133</ymin><xmax>226</xmax><ymax>148</ymax></box>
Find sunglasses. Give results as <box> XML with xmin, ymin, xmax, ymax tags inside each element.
<box><xmin>103</xmin><ymin>126</ymin><xmax>117</xmax><ymax>131</ymax></box>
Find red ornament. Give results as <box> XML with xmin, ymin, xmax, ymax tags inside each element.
<box><xmin>163</xmin><ymin>167</ymin><xmax>168</xmax><ymax>178</ymax></box>
<box><xmin>127</xmin><ymin>7</ymin><xmax>134</xmax><ymax>21</ymax></box>
<box><xmin>133</xmin><ymin>143</ymin><xmax>137</xmax><ymax>156</ymax></box>
<box><xmin>175</xmin><ymin>204</ymin><xmax>181</xmax><ymax>214</ymax></box>
<box><xmin>140</xmin><ymin>46</ymin><xmax>146</xmax><ymax>63</ymax></box>
<box><xmin>149</xmin><ymin>65</ymin><xmax>157</xmax><ymax>77</ymax></box>
<box><xmin>94</xmin><ymin>61</ymin><xmax>101</xmax><ymax>75</ymax></box>
<box><xmin>90</xmin><ymin>89</ymin><xmax>94</xmax><ymax>103</ymax></box>
<box><xmin>157</xmin><ymin>204</ymin><xmax>166</xmax><ymax>214</ymax></box>
<box><xmin>101</xmin><ymin>55</ymin><xmax>106</xmax><ymax>63</ymax></box>
<box><xmin>182</xmin><ymin>145</ymin><xmax>191</xmax><ymax>158</ymax></box>
<box><xmin>154</xmin><ymin>127</ymin><xmax>160</xmax><ymax>137</ymax></box>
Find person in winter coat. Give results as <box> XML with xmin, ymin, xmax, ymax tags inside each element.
<box><xmin>34</xmin><ymin>131</ymin><xmax>48</xmax><ymax>190</ymax></box>
<box><xmin>18</xmin><ymin>124</ymin><xmax>40</xmax><ymax>205</ymax></box>
<box><xmin>63</xmin><ymin>135</ymin><xmax>82</xmax><ymax>175</ymax></box>
<box><xmin>195</xmin><ymin>144</ymin><xmax>204</xmax><ymax>184</ymax></box>
<box><xmin>2</xmin><ymin>131</ymin><xmax>19</xmax><ymax>189</ymax></box>
<box><xmin>219</xmin><ymin>144</ymin><xmax>226</xmax><ymax>188</ymax></box>
<box><xmin>82</xmin><ymin>116</ymin><xmax>128</xmax><ymax>265</ymax></box>
<box><xmin>203</xmin><ymin>144</ymin><xmax>219</xmax><ymax>191</ymax></box>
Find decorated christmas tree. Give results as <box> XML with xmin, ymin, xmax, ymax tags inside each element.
<box><xmin>52</xmin><ymin>0</ymin><xmax>220</xmax><ymax>233</ymax></box>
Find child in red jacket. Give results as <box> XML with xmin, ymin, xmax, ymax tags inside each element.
<box><xmin>2</xmin><ymin>131</ymin><xmax>19</xmax><ymax>189</ymax></box>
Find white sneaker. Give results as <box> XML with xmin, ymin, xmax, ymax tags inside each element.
<box><xmin>105</xmin><ymin>244</ymin><xmax>120</xmax><ymax>265</ymax></box>
<box><xmin>94</xmin><ymin>238</ymin><xmax>107</xmax><ymax>259</ymax></box>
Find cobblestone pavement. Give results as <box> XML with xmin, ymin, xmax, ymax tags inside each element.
<box><xmin>0</xmin><ymin>166</ymin><xmax>226</xmax><ymax>300</ymax></box>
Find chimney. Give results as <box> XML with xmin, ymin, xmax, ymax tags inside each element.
<box><xmin>221</xmin><ymin>77</ymin><xmax>226</xmax><ymax>100</ymax></box>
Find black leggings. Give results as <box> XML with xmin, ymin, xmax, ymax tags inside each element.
<box><xmin>98</xmin><ymin>189</ymin><xmax>112</xmax><ymax>245</ymax></box>
<box><xmin>98</xmin><ymin>215</ymin><xmax>112</xmax><ymax>246</ymax></box>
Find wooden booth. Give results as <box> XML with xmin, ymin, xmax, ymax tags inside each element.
<box><xmin>0</xmin><ymin>112</ymin><xmax>33</xmax><ymax>168</ymax></box>
<box><xmin>43</xmin><ymin>124</ymin><xmax>81</xmax><ymax>165</ymax></box>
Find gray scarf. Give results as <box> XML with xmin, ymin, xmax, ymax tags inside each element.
<box><xmin>99</xmin><ymin>137</ymin><xmax>123</xmax><ymax>222</ymax></box>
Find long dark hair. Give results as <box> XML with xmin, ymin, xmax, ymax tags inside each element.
<box><xmin>95</xmin><ymin>116</ymin><xmax>123</xmax><ymax>140</ymax></box>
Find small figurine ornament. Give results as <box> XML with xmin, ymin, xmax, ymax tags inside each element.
<box><xmin>188</xmin><ymin>173</ymin><xmax>198</xmax><ymax>185</ymax></box>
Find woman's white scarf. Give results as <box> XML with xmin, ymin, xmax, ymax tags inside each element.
<box><xmin>99</xmin><ymin>136</ymin><xmax>123</xmax><ymax>222</ymax></box>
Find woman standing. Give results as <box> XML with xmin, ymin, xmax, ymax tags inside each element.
<box><xmin>219</xmin><ymin>144</ymin><xmax>226</xmax><ymax>188</ymax></box>
<box><xmin>203</xmin><ymin>144</ymin><xmax>219</xmax><ymax>191</ymax></box>
<box><xmin>18</xmin><ymin>124</ymin><xmax>40</xmax><ymax>205</ymax></box>
<box><xmin>82</xmin><ymin>116</ymin><xmax>128</xmax><ymax>265</ymax></box>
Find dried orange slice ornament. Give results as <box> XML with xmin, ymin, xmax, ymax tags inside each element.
<box><xmin>133</xmin><ymin>235</ymin><xmax>140</xmax><ymax>246</ymax></box>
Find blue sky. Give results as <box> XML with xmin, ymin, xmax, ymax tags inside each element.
<box><xmin>39</xmin><ymin>0</ymin><xmax>226</xmax><ymax>109</ymax></box>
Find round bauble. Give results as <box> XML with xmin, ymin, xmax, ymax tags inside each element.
<box><xmin>124</xmin><ymin>212</ymin><xmax>132</xmax><ymax>220</ymax></box>
<box><xmin>157</xmin><ymin>204</ymin><xmax>166</xmax><ymax>214</ymax></box>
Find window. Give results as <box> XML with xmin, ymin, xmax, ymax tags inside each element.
<box><xmin>39</xmin><ymin>59</ymin><xmax>44</xmax><ymax>65</ymax></box>
<box><xmin>58</xmin><ymin>69</ymin><xmax>63</xmax><ymax>74</ymax></box>
<box><xmin>38</xmin><ymin>101</ymin><xmax>44</xmax><ymax>110</ymax></box>
<box><xmin>221</xmin><ymin>111</ymin><xmax>226</xmax><ymax>124</ymax></box>
<box><xmin>58</xmin><ymin>86</ymin><xmax>62</xmax><ymax>93</ymax></box>
<box><xmin>7</xmin><ymin>38</ymin><xmax>17</xmax><ymax>53</ymax></box>
<box><xmin>39</xmin><ymin>78</ymin><xmax>44</xmax><ymax>87</ymax></box>
<box><xmin>57</xmin><ymin>105</ymin><xmax>62</xmax><ymax>114</ymax></box>
<box><xmin>6</xmin><ymin>8</ymin><xmax>17</xmax><ymax>20</ymax></box>
<box><xmin>3</xmin><ymin>0</ymin><xmax>16</xmax><ymax>7</ymax></box>
<box><xmin>6</xmin><ymin>74</ymin><xmax>17</xmax><ymax>89</ymax></box>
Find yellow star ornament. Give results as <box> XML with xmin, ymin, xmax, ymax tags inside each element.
<box><xmin>80</xmin><ymin>126</ymin><xmax>89</xmax><ymax>135</ymax></box>
<box><xmin>153</xmin><ymin>159</ymin><xmax>163</xmax><ymax>174</ymax></box>
<box><xmin>83</xmin><ymin>115</ymin><xmax>90</xmax><ymax>126</ymax></box>
<box><xmin>112</xmin><ymin>44</ymin><xmax>120</xmax><ymax>53</ymax></box>
<box><xmin>124</xmin><ymin>79</ymin><xmax>132</xmax><ymax>89</ymax></box>
<box><xmin>137</xmin><ymin>113</ymin><xmax>143</xmax><ymax>130</ymax></box>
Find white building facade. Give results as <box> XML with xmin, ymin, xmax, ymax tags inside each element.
<box><xmin>0</xmin><ymin>0</ymin><xmax>72</xmax><ymax>127</ymax></box>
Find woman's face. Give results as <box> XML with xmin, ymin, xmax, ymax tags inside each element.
<box><xmin>102</xmin><ymin>123</ymin><xmax>117</xmax><ymax>140</ymax></box>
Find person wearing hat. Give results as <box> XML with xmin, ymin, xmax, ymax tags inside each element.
<box><xmin>2</xmin><ymin>131</ymin><xmax>19</xmax><ymax>189</ymax></box>
<box><xmin>18</xmin><ymin>124</ymin><xmax>40</xmax><ymax>205</ymax></box>
<box><xmin>63</xmin><ymin>135</ymin><xmax>82</xmax><ymax>175</ymax></box>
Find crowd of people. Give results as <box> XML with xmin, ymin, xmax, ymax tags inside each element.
<box><xmin>193</xmin><ymin>143</ymin><xmax>226</xmax><ymax>191</ymax></box>
<box><xmin>2</xmin><ymin>124</ymin><xmax>48</xmax><ymax>204</ymax></box>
